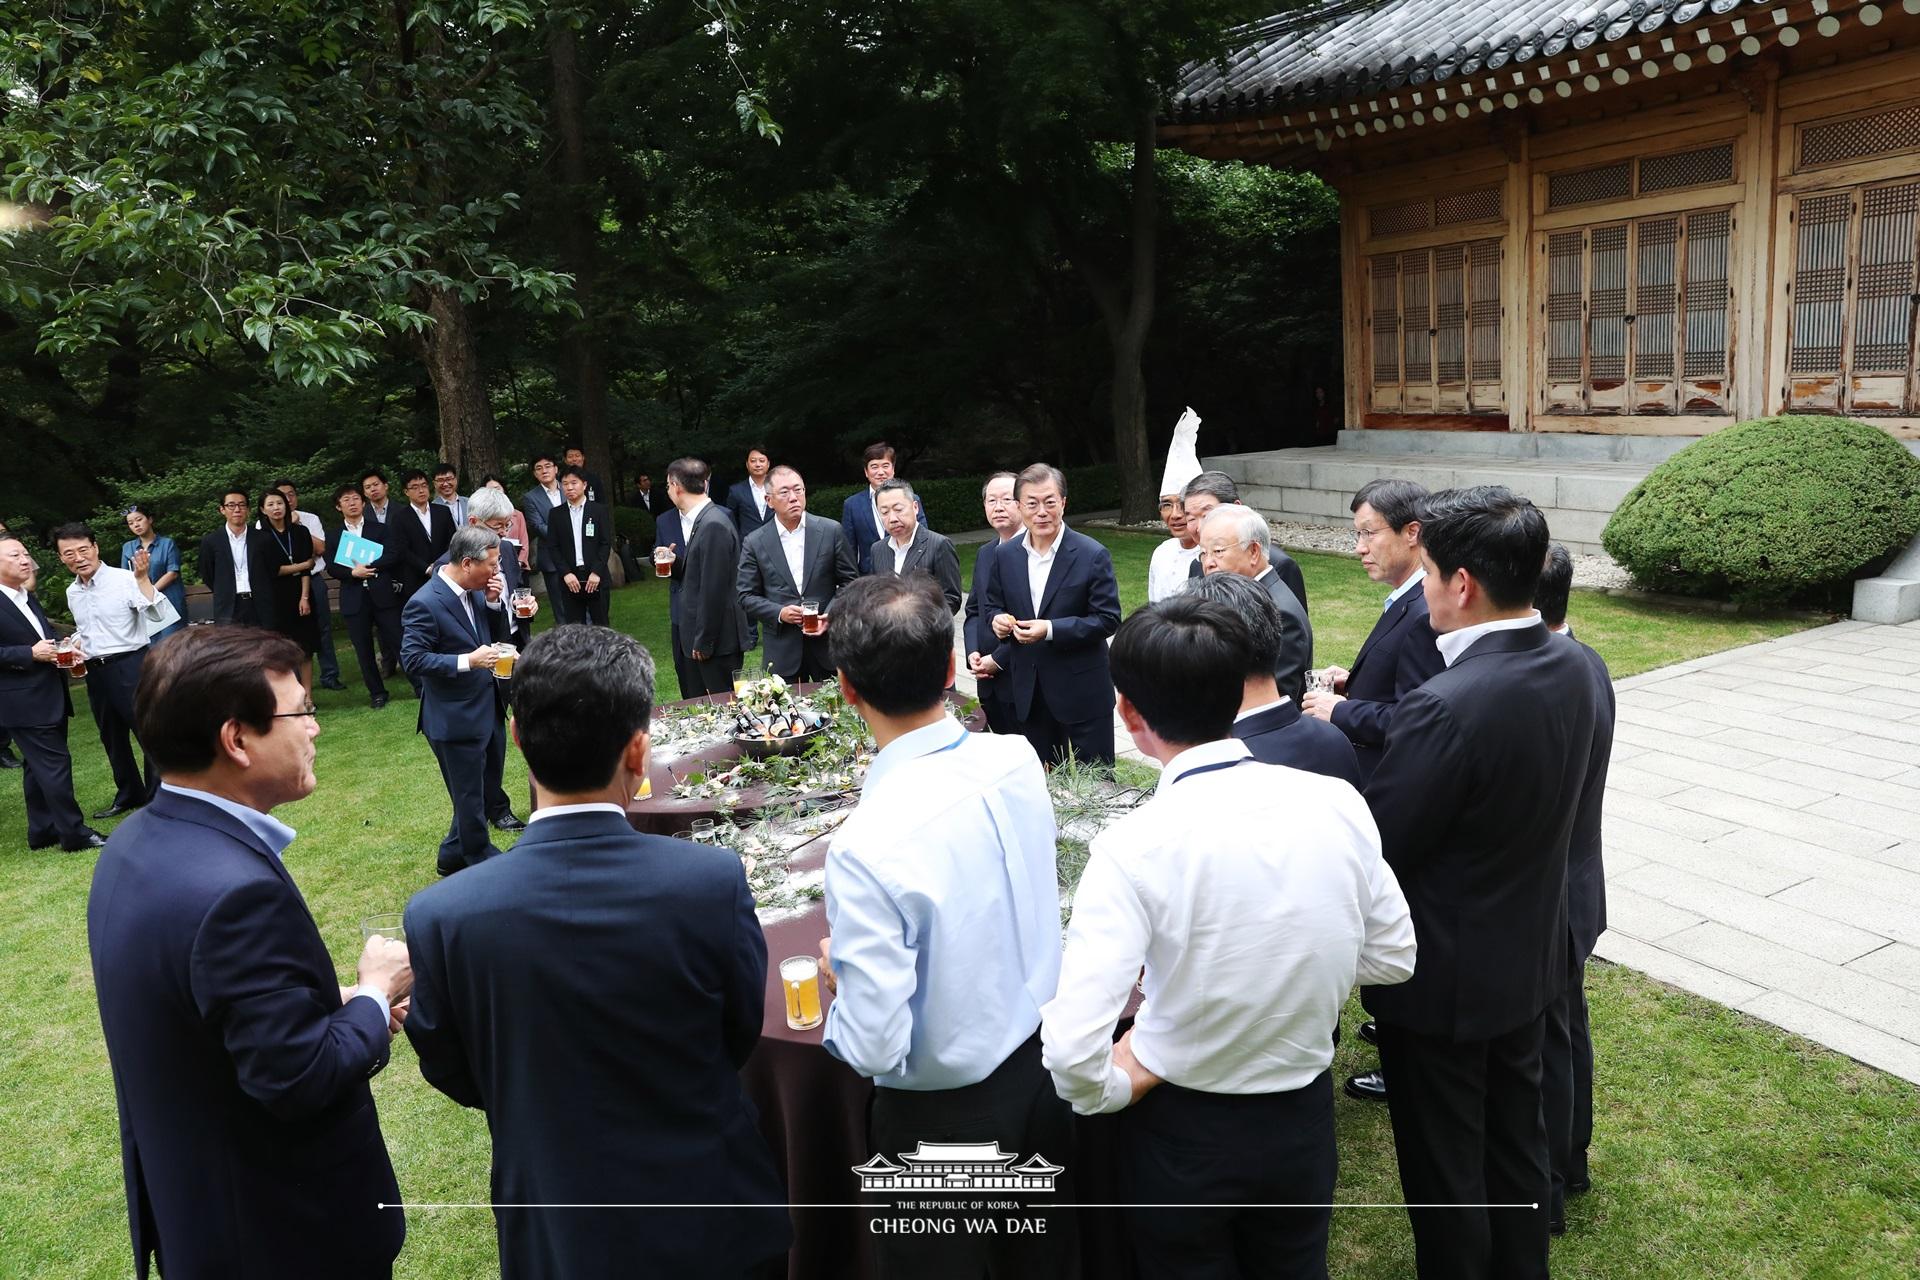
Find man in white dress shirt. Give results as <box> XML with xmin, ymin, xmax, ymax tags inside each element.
<box><xmin>819</xmin><ymin>573</ymin><xmax>1074</xmax><ymax>1279</ymax></box>
<box><xmin>55</xmin><ymin>523</ymin><xmax>180</xmax><ymax>819</ymax></box>
<box><xmin>1041</xmin><ymin>590</ymin><xmax>1415</xmax><ymax>1280</ymax></box>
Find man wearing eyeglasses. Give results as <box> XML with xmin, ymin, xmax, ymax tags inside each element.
<box><xmin>963</xmin><ymin>471</ymin><xmax>1024</xmax><ymax>735</ymax></box>
<box><xmin>736</xmin><ymin>465</ymin><xmax>857</xmax><ymax>682</ymax></box>
<box><xmin>199</xmin><ymin>487</ymin><xmax>277</xmax><ymax>627</ymax></box>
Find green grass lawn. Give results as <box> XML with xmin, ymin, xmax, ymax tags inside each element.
<box><xmin>5</xmin><ymin>530</ymin><xmax>1908</xmax><ymax>1278</ymax></box>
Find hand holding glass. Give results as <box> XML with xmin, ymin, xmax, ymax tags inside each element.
<box><xmin>781</xmin><ymin>956</ymin><xmax>824</xmax><ymax>1030</ymax></box>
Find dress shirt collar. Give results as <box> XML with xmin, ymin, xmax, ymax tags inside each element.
<box><xmin>888</xmin><ymin>522</ymin><xmax>917</xmax><ymax>565</ymax></box>
<box><xmin>777</xmin><ymin>516</ymin><xmax>806</xmax><ymax>540</ymax></box>
<box><xmin>159</xmin><ymin>783</ymin><xmax>296</xmax><ymax>857</ymax></box>
<box><xmin>862</xmin><ymin>714</ymin><xmax>968</xmax><ymax>794</ymax></box>
<box><xmin>683</xmin><ymin>495</ymin><xmax>712</xmax><ymax>529</ymax></box>
<box><xmin>226</xmin><ymin>525</ymin><xmax>249</xmax><ymax>546</ymax></box>
<box><xmin>1155</xmin><ymin>737</ymin><xmax>1252</xmax><ymax>790</ymax></box>
<box><xmin>1232</xmin><ymin>695</ymin><xmax>1291</xmax><ymax>723</ymax></box>
<box><xmin>1551</xmin><ymin>622</ymin><xmax>1571</xmax><ymax>635</ymax></box>
<box><xmin>1386</xmin><ymin>565</ymin><xmax>1426</xmax><ymax>610</ymax></box>
<box><xmin>1255</xmin><ymin>564</ymin><xmax>1274</xmax><ymax>581</ymax></box>
<box><xmin>567</xmin><ymin>495</ymin><xmax>587</xmax><ymax>511</ymax></box>
<box><xmin>528</xmin><ymin>801</ymin><xmax>628</xmax><ymax>824</ymax></box>
<box><xmin>1025</xmin><ymin>531</ymin><xmax>1061</xmax><ymax>562</ymax></box>
<box><xmin>344</xmin><ymin>517</ymin><xmax>364</xmax><ymax>534</ymax></box>
<box><xmin>1435</xmin><ymin>610</ymin><xmax>1543</xmax><ymax>667</ymax></box>
<box><xmin>0</xmin><ymin>583</ymin><xmax>42</xmax><ymax>634</ymax></box>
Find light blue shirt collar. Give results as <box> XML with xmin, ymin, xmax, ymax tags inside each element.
<box><xmin>861</xmin><ymin>714</ymin><xmax>968</xmax><ymax>794</ymax></box>
<box><xmin>1385</xmin><ymin>565</ymin><xmax>1426</xmax><ymax>611</ymax></box>
<box><xmin>159</xmin><ymin>783</ymin><xmax>297</xmax><ymax>858</ymax></box>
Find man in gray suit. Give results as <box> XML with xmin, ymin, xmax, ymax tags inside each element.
<box><xmin>870</xmin><ymin>479</ymin><xmax>963</xmax><ymax>616</ymax></box>
<box><xmin>1198</xmin><ymin>504</ymin><xmax>1312</xmax><ymax>705</ymax></box>
<box><xmin>737</xmin><ymin>465</ymin><xmax>858</xmax><ymax>681</ymax></box>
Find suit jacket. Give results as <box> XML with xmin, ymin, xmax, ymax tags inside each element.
<box><xmin>840</xmin><ymin>488</ymin><xmax>926</xmax><ymax>576</ymax></box>
<box><xmin>870</xmin><ymin>528</ymin><xmax>964</xmax><ymax>615</ymax></box>
<box><xmin>655</xmin><ymin>507</ymin><xmax>685</xmax><ymax>626</ymax></box>
<box><xmin>1257</xmin><ymin>567</ymin><xmax>1314</xmax><ymax>706</ymax></box>
<box><xmin>198</xmin><ymin>525</ymin><xmax>278</xmax><ymax>627</ymax></box>
<box><xmin>432</xmin><ymin>545</ymin><xmax>530</xmax><ymax>645</ymax></box>
<box><xmin>401</xmin><ymin>572</ymin><xmax>510</xmax><ymax>741</ymax></box>
<box><xmin>982</xmin><ymin>526</ymin><xmax>1121</xmax><ymax>724</ymax></box>
<box><xmin>521</xmin><ymin>485</ymin><xmax>567</xmax><ymax>573</ymax></box>
<box><xmin>545</xmin><ymin>499</ymin><xmax>613</xmax><ymax>583</ymax></box>
<box><xmin>0</xmin><ymin>589</ymin><xmax>73</xmax><ymax>729</ymax></box>
<box><xmin>1331</xmin><ymin>581</ymin><xmax>1446</xmax><ymax>784</ymax></box>
<box><xmin>87</xmin><ymin>788</ymin><xmax>401</xmax><ymax>1280</ymax></box>
<box><xmin>1190</xmin><ymin>543</ymin><xmax>1308</xmax><ymax>613</ymax></box>
<box><xmin>1360</xmin><ymin>622</ymin><xmax>1598</xmax><ymax>1041</ymax></box>
<box><xmin>964</xmin><ymin>537</ymin><xmax>1020</xmax><ymax>707</ymax></box>
<box><xmin>1232</xmin><ymin>700</ymin><xmax>1362</xmax><ymax>787</ymax></box>
<box><xmin>1564</xmin><ymin>630</ymin><xmax>1615</xmax><ymax>962</ymax></box>
<box><xmin>725</xmin><ymin>479</ymin><xmax>775</xmax><ymax>536</ymax></box>
<box><xmin>325</xmin><ymin>519</ymin><xmax>403</xmax><ymax>618</ymax></box>
<box><xmin>736</xmin><ymin>513</ymin><xmax>857</xmax><ymax>679</ymax></box>
<box><xmin>388</xmin><ymin>503</ymin><xmax>457</xmax><ymax>596</ymax></box>
<box><xmin>676</xmin><ymin>502</ymin><xmax>749</xmax><ymax>658</ymax></box>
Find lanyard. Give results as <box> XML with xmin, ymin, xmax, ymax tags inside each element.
<box><xmin>1170</xmin><ymin>755</ymin><xmax>1256</xmax><ymax>787</ymax></box>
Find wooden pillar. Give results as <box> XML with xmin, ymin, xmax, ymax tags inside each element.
<box><xmin>1498</xmin><ymin>119</ymin><xmax>1531</xmax><ymax>432</ymax></box>
<box><xmin>1735</xmin><ymin>61</ymin><xmax>1784</xmax><ymax>421</ymax></box>
<box><xmin>1337</xmin><ymin>188</ymin><xmax>1367</xmax><ymax>432</ymax></box>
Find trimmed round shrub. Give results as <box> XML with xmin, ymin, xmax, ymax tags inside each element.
<box><xmin>1602</xmin><ymin>415</ymin><xmax>1920</xmax><ymax>605</ymax></box>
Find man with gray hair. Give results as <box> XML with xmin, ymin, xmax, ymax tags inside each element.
<box><xmin>1197</xmin><ymin>504</ymin><xmax>1313</xmax><ymax>704</ymax></box>
<box><xmin>441</xmin><ymin>486</ymin><xmax>538</xmax><ymax>650</ymax></box>
<box><xmin>871</xmin><ymin>478</ymin><xmax>963</xmax><ymax>614</ymax></box>
<box><xmin>1183</xmin><ymin>470</ymin><xmax>1308</xmax><ymax>609</ymax></box>
<box><xmin>403</xmin><ymin>523</ymin><xmax>517</xmax><ymax>874</ymax></box>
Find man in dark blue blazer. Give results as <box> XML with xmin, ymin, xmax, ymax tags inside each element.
<box><xmin>0</xmin><ymin>536</ymin><xmax>100</xmax><ymax>850</ymax></box>
<box><xmin>439</xmin><ymin>487</ymin><xmax>538</xmax><ymax>650</ymax></box>
<box><xmin>979</xmin><ymin>464</ymin><xmax>1122</xmax><ymax>766</ymax></box>
<box><xmin>724</xmin><ymin>445</ymin><xmax>776</xmax><ymax>536</ymax></box>
<box><xmin>963</xmin><ymin>471</ymin><xmax>1025</xmax><ymax>735</ymax></box>
<box><xmin>328</xmin><ymin>484</ymin><xmax>404</xmax><ymax>708</ymax></box>
<box><xmin>87</xmin><ymin>626</ymin><xmax>412</xmax><ymax>1280</ymax></box>
<box><xmin>1303</xmin><ymin>479</ymin><xmax>1445</xmax><ymax>784</ymax></box>
<box><xmin>1189</xmin><ymin>572</ymin><xmax>1361</xmax><ymax>787</ymax></box>
<box><xmin>404</xmin><ymin>625</ymin><xmax>791</xmax><ymax>1279</ymax></box>
<box><xmin>840</xmin><ymin>441</ymin><xmax>925</xmax><ymax>575</ymax></box>
<box><xmin>1535</xmin><ymin>545</ymin><xmax>1615</xmax><ymax>1230</ymax></box>
<box><xmin>402</xmin><ymin>525</ymin><xmax>516</xmax><ymax>875</ymax></box>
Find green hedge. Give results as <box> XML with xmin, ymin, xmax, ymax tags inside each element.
<box><xmin>612</xmin><ymin>506</ymin><xmax>655</xmax><ymax>548</ymax></box>
<box><xmin>1602</xmin><ymin>415</ymin><xmax>1920</xmax><ymax>605</ymax></box>
<box><xmin>810</xmin><ymin>464</ymin><xmax>1121</xmax><ymax>533</ymax></box>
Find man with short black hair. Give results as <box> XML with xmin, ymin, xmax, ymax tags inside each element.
<box><xmin>402</xmin><ymin>525</ymin><xmax>516</xmax><ymax>875</ymax></box>
<box><xmin>725</xmin><ymin>446</ymin><xmax>775</xmax><ymax>534</ymax></box>
<box><xmin>521</xmin><ymin>452</ymin><xmax>567</xmax><ymax>606</ymax></box>
<box><xmin>737</xmin><ymin>465</ymin><xmax>857</xmax><ymax>681</ymax></box>
<box><xmin>666</xmin><ymin>457</ymin><xmax>749</xmax><ymax>696</ymax></box>
<box><xmin>360</xmin><ymin>468</ymin><xmax>394</xmax><ymax>523</ymax></box>
<box><xmin>89</xmin><ymin>625</ymin><xmax>411</xmax><ymax>1279</ymax></box>
<box><xmin>403</xmin><ymin>625</ymin><xmax>790</xmax><ymax>1278</ymax></box>
<box><xmin>964</xmin><ymin>471</ymin><xmax>1024</xmax><ymax>734</ymax></box>
<box><xmin>871</xmin><ymin>479</ymin><xmax>963</xmax><ymax>614</ymax></box>
<box><xmin>1197</xmin><ymin>504</ymin><xmax>1313</xmax><ymax>705</ymax></box>
<box><xmin>390</xmin><ymin>469</ymin><xmax>456</xmax><ymax>600</ymax></box>
<box><xmin>200</xmin><ymin>487</ymin><xmax>277</xmax><ymax>627</ymax></box>
<box><xmin>980</xmin><ymin>464</ymin><xmax>1122</xmax><ymax>766</ymax></box>
<box><xmin>821</xmin><ymin>573</ymin><xmax>1074</xmax><ymax>1277</ymax></box>
<box><xmin>0</xmin><ymin>535</ymin><xmax>101</xmax><ymax>850</ymax></box>
<box><xmin>1187</xmin><ymin>571</ymin><xmax>1359</xmax><ymax>785</ymax></box>
<box><xmin>548</xmin><ymin>465</ymin><xmax>612</xmax><ymax>627</ymax></box>
<box><xmin>1361</xmin><ymin>486</ymin><xmax>1599</xmax><ymax>1280</ymax></box>
<box><xmin>840</xmin><ymin>442</ymin><xmax>924</xmax><ymax>575</ymax></box>
<box><xmin>55</xmin><ymin>522</ymin><xmax>178</xmax><ymax>818</ymax></box>
<box><xmin>561</xmin><ymin>444</ymin><xmax>604</xmax><ymax>503</ymax></box>
<box><xmin>1182</xmin><ymin>470</ymin><xmax>1308</xmax><ymax>609</ymax></box>
<box><xmin>1535</xmin><ymin>544</ymin><xmax>1615</xmax><ymax>1232</ymax></box>
<box><xmin>431</xmin><ymin>462</ymin><xmax>468</xmax><ymax>526</ymax></box>
<box><xmin>275</xmin><ymin>479</ymin><xmax>347</xmax><ymax>691</ymax></box>
<box><xmin>1042</xmin><ymin>590</ymin><xmax>1413</xmax><ymax>1280</ymax></box>
<box><xmin>329</xmin><ymin>484</ymin><xmax>403</xmax><ymax>708</ymax></box>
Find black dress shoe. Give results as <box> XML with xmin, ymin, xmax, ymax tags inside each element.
<box><xmin>1567</xmin><ymin>1176</ymin><xmax>1592</xmax><ymax>1197</ymax></box>
<box><xmin>370</xmin><ymin>693</ymin><xmax>390</xmax><ymax>709</ymax></box>
<box><xmin>1549</xmin><ymin>1214</ymin><xmax>1567</xmax><ymax>1237</ymax></box>
<box><xmin>0</xmin><ymin>748</ymin><xmax>22</xmax><ymax>769</ymax></box>
<box><xmin>320</xmin><ymin>677</ymin><xmax>349</xmax><ymax>691</ymax></box>
<box><xmin>1344</xmin><ymin>1070</ymin><xmax>1389</xmax><ymax>1102</ymax></box>
<box><xmin>491</xmin><ymin>814</ymin><xmax>526</xmax><ymax>833</ymax></box>
<box><xmin>91</xmin><ymin>801</ymin><xmax>140</xmax><ymax>821</ymax></box>
<box><xmin>1359</xmin><ymin>1019</ymin><xmax>1379</xmax><ymax>1046</ymax></box>
<box><xmin>436</xmin><ymin>861</ymin><xmax>463</xmax><ymax>877</ymax></box>
<box><xmin>62</xmin><ymin>829</ymin><xmax>108</xmax><ymax>851</ymax></box>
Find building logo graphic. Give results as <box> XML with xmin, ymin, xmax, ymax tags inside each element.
<box><xmin>852</xmin><ymin>1142</ymin><xmax>1064</xmax><ymax>1193</ymax></box>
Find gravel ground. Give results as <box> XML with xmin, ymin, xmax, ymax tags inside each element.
<box><xmin>1090</xmin><ymin>518</ymin><xmax>1636</xmax><ymax>591</ymax></box>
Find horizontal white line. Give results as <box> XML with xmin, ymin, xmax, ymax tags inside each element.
<box><xmin>382</xmin><ymin>1202</ymin><xmax>1541</xmax><ymax>1211</ymax></box>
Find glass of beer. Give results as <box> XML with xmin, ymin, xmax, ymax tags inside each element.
<box><xmin>653</xmin><ymin>546</ymin><xmax>675</xmax><ymax>578</ymax></box>
<box><xmin>800</xmin><ymin>599</ymin><xmax>825</xmax><ymax>636</ymax></box>
<box><xmin>731</xmin><ymin>669</ymin><xmax>747</xmax><ymax>697</ymax></box>
<box><xmin>1304</xmin><ymin>669</ymin><xmax>1332</xmax><ymax>695</ymax></box>
<box><xmin>510</xmin><ymin>588</ymin><xmax>535</xmax><ymax>619</ymax></box>
<box><xmin>780</xmin><ymin>956</ymin><xmax>824</xmax><ymax>1030</ymax></box>
<box><xmin>491</xmin><ymin>642</ymin><xmax>518</xmax><ymax>679</ymax></box>
<box><xmin>55</xmin><ymin>637</ymin><xmax>81</xmax><ymax>670</ymax></box>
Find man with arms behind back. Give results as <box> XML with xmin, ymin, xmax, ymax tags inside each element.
<box><xmin>88</xmin><ymin>626</ymin><xmax>411</xmax><ymax>1279</ymax></box>
<box><xmin>404</xmin><ymin>626</ymin><xmax>790</xmax><ymax>1277</ymax></box>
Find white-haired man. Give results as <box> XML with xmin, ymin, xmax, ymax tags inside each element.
<box><xmin>1198</xmin><ymin>504</ymin><xmax>1313</xmax><ymax>705</ymax></box>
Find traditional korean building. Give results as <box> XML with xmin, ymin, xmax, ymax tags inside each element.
<box><xmin>1163</xmin><ymin>0</ymin><xmax>1920</xmax><ymax>553</ymax></box>
<box><xmin>851</xmin><ymin>1142</ymin><xmax>1064</xmax><ymax>1192</ymax></box>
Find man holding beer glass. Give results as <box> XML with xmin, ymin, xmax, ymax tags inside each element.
<box><xmin>400</xmin><ymin>525</ymin><xmax>519</xmax><ymax>875</ymax></box>
<box><xmin>736</xmin><ymin>465</ymin><xmax>857</xmax><ymax>682</ymax></box>
<box><xmin>0</xmin><ymin>535</ymin><xmax>102</xmax><ymax>851</ymax></box>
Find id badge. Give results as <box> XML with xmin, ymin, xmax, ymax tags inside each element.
<box><xmin>585</xmin><ymin>520</ymin><xmax>596</xmax><ymax>538</ymax></box>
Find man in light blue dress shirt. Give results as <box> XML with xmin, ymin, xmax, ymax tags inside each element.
<box><xmin>818</xmin><ymin>573</ymin><xmax>1074</xmax><ymax>1280</ymax></box>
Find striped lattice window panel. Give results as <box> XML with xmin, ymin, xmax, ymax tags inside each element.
<box><xmin>1400</xmin><ymin>250</ymin><xmax>1433</xmax><ymax>384</ymax></box>
<box><xmin>1787</xmin><ymin>192</ymin><xmax>1854</xmax><ymax>374</ymax></box>
<box><xmin>1433</xmin><ymin>245</ymin><xmax>1468</xmax><ymax>384</ymax></box>
<box><xmin>1850</xmin><ymin>183</ymin><xmax>1920</xmax><ymax>374</ymax></box>
<box><xmin>1369</xmin><ymin>255</ymin><xmax>1400</xmax><ymax>385</ymax></box>
<box><xmin>1633</xmin><ymin>217</ymin><xmax>1679</xmax><ymax>381</ymax></box>
<box><xmin>1468</xmin><ymin>241</ymin><xmax>1502</xmax><ymax>383</ymax></box>
<box><xmin>1682</xmin><ymin>211</ymin><xmax>1732</xmax><ymax>380</ymax></box>
<box><xmin>1587</xmin><ymin>225</ymin><xmax>1629</xmax><ymax>382</ymax></box>
<box><xmin>1546</xmin><ymin>232</ymin><xmax>1586</xmax><ymax>383</ymax></box>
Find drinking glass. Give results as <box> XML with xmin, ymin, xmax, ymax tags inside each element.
<box><xmin>1304</xmin><ymin>669</ymin><xmax>1332</xmax><ymax>695</ymax></box>
<box><xmin>800</xmin><ymin>600</ymin><xmax>825</xmax><ymax>636</ymax></box>
<box><xmin>653</xmin><ymin>546</ymin><xmax>675</xmax><ymax>578</ymax></box>
<box><xmin>690</xmin><ymin>818</ymin><xmax>717</xmax><ymax>843</ymax></box>
<box><xmin>360</xmin><ymin>912</ymin><xmax>406</xmax><ymax>942</ymax></box>
<box><xmin>780</xmin><ymin>956</ymin><xmax>824</xmax><ymax>1030</ymax></box>
<box><xmin>55</xmin><ymin>636</ymin><xmax>80</xmax><ymax>670</ymax></box>
<box><xmin>731</xmin><ymin>669</ymin><xmax>747</xmax><ymax>698</ymax></box>
<box><xmin>510</xmin><ymin>588</ymin><xmax>536</xmax><ymax>619</ymax></box>
<box><xmin>491</xmin><ymin>642</ymin><xmax>518</xmax><ymax>680</ymax></box>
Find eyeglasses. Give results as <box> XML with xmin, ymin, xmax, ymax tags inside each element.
<box><xmin>1353</xmin><ymin>526</ymin><xmax>1385</xmax><ymax>543</ymax></box>
<box><xmin>271</xmin><ymin>704</ymin><xmax>320</xmax><ymax>722</ymax></box>
<box><xmin>1022</xmin><ymin>497</ymin><xmax>1063</xmax><ymax>512</ymax></box>
<box><xmin>221</xmin><ymin>501</ymin><xmax>249</xmax><ymax>510</ymax></box>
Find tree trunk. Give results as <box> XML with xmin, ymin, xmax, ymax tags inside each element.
<box><xmin>548</xmin><ymin>22</ymin><xmax>612</xmax><ymax>479</ymax></box>
<box><xmin>417</xmin><ymin>286</ymin><xmax>502</xmax><ymax>479</ymax></box>
<box><xmin>1106</xmin><ymin>109</ymin><xmax>1158</xmax><ymax>522</ymax></box>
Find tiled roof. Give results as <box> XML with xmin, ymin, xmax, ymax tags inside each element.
<box><xmin>1170</xmin><ymin>0</ymin><xmax>1782</xmax><ymax>120</ymax></box>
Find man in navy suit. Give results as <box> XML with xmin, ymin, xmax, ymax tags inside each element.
<box><xmin>980</xmin><ymin>464</ymin><xmax>1122</xmax><ymax>766</ymax></box>
<box><xmin>546</xmin><ymin>465</ymin><xmax>613</xmax><ymax>627</ymax></box>
<box><xmin>0</xmin><ymin>536</ymin><xmax>101</xmax><ymax>850</ymax></box>
<box><xmin>1535</xmin><ymin>545</ymin><xmax>1615</xmax><ymax>1232</ymax></box>
<box><xmin>402</xmin><ymin>525</ymin><xmax>517</xmax><ymax>875</ymax></box>
<box><xmin>724</xmin><ymin>445</ymin><xmax>775</xmax><ymax>536</ymax></box>
<box><xmin>445</xmin><ymin>487</ymin><xmax>538</xmax><ymax>649</ymax></box>
<box><xmin>840</xmin><ymin>441</ymin><xmax>924</xmax><ymax>575</ymax></box>
<box><xmin>964</xmin><ymin>471</ymin><xmax>1024</xmax><ymax>735</ymax></box>
<box><xmin>1303</xmin><ymin>479</ymin><xmax>1445</xmax><ymax>784</ymax></box>
<box><xmin>1190</xmin><ymin>572</ymin><xmax>1360</xmax><ymax>786</ymax></box>
<box><xmin>88</xmin><ymin>625</ymin><xmax>412</xmax><ymax>1279</ymax></box>
<box><xmin>328</xmin><ymin>484</ymin><xmax>404</xmax><ymax>708</ymax></box>
<box><xmin>403</xmin><ymin>625</ymin><xmax>790</xmax><ymax>1278</ymax></box>
<box><xmin>389</xmin><ymin>469</ymin><xmax>457</xmax><ymax>600</ymax></box>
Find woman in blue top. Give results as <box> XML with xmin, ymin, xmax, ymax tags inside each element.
<box><xmin>121</xmin><ymin>504</ymin><xmax>188</xmax><ymax>642</ymax></box>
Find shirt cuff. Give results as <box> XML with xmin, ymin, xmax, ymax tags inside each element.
<box><xmin>352</xmin><ymin>986</ymin><xmax>392</xmax><ymax>1026</ymax></box>
<box><xmin>1096</xmin><ymin>1059</ymin><xmax>1134</xmax><ymax>1114</ymax></box>
<box><xmin>1042</xmin><ymin>620</ymin><xmax>1055</xmax><ymax>641</ymax></box>
<box><xmin>456</xmin><ymin>654</ymin><xmax>470</xmax><ymax>672</ymax></box>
